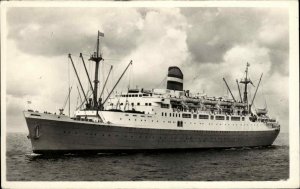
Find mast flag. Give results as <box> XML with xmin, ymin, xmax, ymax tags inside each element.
<box><xmin>98</xmin><ymin>31</ymin><xmax>104</xmax><ymax>37</ymax></box>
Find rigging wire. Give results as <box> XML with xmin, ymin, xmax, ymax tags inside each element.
<box><xmin>155</xmin><ymin>76</ymin><xmax>167</xmax><ymax>88</ymax></box>
<box><xmin>68</xmin><ymin>56</ymin><xmax>70</xmax><ymax>116</ymax></box>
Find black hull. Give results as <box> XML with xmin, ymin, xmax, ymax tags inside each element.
<box><xmin>25</xmin><ymin>117</ymin><xmax>280</xmax><ymax>154</ymax></box>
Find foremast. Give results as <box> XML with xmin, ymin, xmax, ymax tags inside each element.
<box><xmin>89</xmin><ymin>31</ymin><xmax>104</xmax><ymax>110</ymax></box>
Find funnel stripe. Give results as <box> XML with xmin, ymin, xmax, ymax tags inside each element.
<box><xmin>167</xmin><ymin>77</ymin><xmax>183</xmax><ymax>83</ymax></box>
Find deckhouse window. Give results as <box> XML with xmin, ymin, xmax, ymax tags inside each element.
<box><xmin>242</xmin><ymin>117</ymin><xmax>245</xmax><ymax>121</ymax></box>
<box><xmin>161</xmin><ymin>104</ymin><xmax>169</xmax><ymax>109</ymax></box>
<box><xmin>137</xmin><ymin>103</ymin><xmax>140</xmax><ymax>105</ymax></box>
<box><xmin>226</xmin><ymin>116</ymin><xmax>229</xmax><ymax>120</ymax></box>
<box><xmin>162</xmin><ymin>112</ymin><xmax>164</xmax><ymax>116</ymax></box>
<box><xmin>145</xmin><ymin>103</ymin><xmax>148</xmax><ymax>106</ymax></box>
<box><xmin>210</xmin><ymin>115</ymin><xmax>214</xmax><ymax>120</ymax></box>
<box><xmin>139</xmin><ymin>94</ymin><xmax>142</xmax><ymax>97</ymax></box>
<box><xmin>231</xmin><ymin>117</ymin><xmax>240</xmax><ymax>121</ymax></box>
<box><xmin>131</xmin><ymin>103</ymin><xmax>134</xmax><ymax>106</ymax></box>
<box><xmin>193</xmin><ymin>114</ymin><xmax>197</xmax><ymax>119</ymax></box>
<box><xmin>216</xmin><ymin>116</ymin><xmax>225</xmax><ymax>120</ymax></box>
<box><xmin>182</xmin><ymin>113</ymin><xmax>191</xmax><ymax>118</ymax></box>
<box><xmin>199</xmin><ymin>115</ymin><xmax>209</xmax><ymax>119</ymax></box>
<box><xmin>149</xmin><ymin>103</ymin><xmax>152</xmax><ymax>106</ymax></box>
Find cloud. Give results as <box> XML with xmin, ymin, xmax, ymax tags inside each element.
<box><xmin>5</xmin><ymin>7</ymin><xmax>290</xmax><ymax>133</ymax></box>
<box><xmin>121</xmin><ymin>8</ymin><xmax>188</xmax><ymax>88</ymax></box>
<box><xmin>183</xmin><ymin>43</ymin><xmax>271</xmax><ymax>95</ymax></box>
<box><xmin>7</xmin><ymin>8</ymin><xmax>144</xmax><ymax>58</ymax></box>
<box><xmin>181</xmin><ymin>8</ymin><xmax>289</xmax><ymax>77</ymax></box>
<box><xmin>182</xmin><ymin>8</ymin><xmax>264</xmax><ymax>63</ymax></box>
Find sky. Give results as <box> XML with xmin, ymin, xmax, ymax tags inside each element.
<box><xmin>4</xmin><ymin>7</ymin><xmax>289</xmax><ymax>133</ymax></box>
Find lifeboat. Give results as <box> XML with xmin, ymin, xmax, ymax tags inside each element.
<box><xmin>256</xmin><ymin>108</ymin><xmax>268</xmax><ymax>115</ymax></box>
<box><xmin>219</xmin><ymin>101</ymin><xmax>233</xmax><ymax>106</ymax></box>
<box><xmin>233</xmin><ymin>102</ymin><xmax>247</xmax><ymax>107</ymax></box>
<box><xmin>202</xmin><ymin>99</ymin><xmax>218</xmax><ymax>105</ymax></box>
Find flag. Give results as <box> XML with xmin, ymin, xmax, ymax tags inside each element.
<box><xmin>98</xmin><ymin>31</ymin><xmax>104</xmax><ymax>37</ymax></box>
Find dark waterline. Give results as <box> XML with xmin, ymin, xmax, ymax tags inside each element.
<box><xmin>6</xmin><ymin>132</ymin><xmax>289</xmax><ymax>181</ymax></box>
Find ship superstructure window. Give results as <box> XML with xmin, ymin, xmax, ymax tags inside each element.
<box><xmin>226</xmin><ymin>116</ymin><xmax>229</xmax><ymax>120</ymax></box>
<box><xmin>139</xmin><ymin>94</ymin><xmax>142</xmax><ymax>97</ymax></box>
<box><xmin>193</xmin><ymin>114</ymin><xmax>197</xmax><ymax>119</ymax></box>
<box><xmin>199</xmin><ymin>115</ymin><xmax>209</xmax><ymax>119</ymax></box>
<box><xmin>131</xmin><ymin>103</ymin><xmax>134</xmax><ymax>106</ymax></box>
<box><xmin>182</xmin><ymin>113</ymin><xmax>191</xmax><ymax>118</ymax></box>
<box><xmin>231</xmin><ymin>116</ymin><xmax>240</xmax><ymax>121</ymax></box>
<box><xmin>216</xmin><ymin>116</ymin><xmax>225</xmax><ymax>120</ymax></box>
<box><xmin>162</xmin><ymin>112</ymin><xmax>164</xmax><ymax>116</ymax></box>
<box><xmin>137</xmin><ymin>103</ymin><xmax>140</xmax><ymax>106</ymax></box>
<box><xmin>210</xmin><ymin>115</ymin><xmax>214</xmax><ymax>120</ymax></box>
<box><xmin>161</xmin><ymin>104</ymin><xmax>169</xmax><ymax>109</ymax></box>
<box><xmin>242</xmin><ymin>117</ymin><xmax>245</xmax><ymax>121</ymax></box>
<box><xmin>149</xmin><ymin>103</ymin><xmax>152</xmax><ymax>106</ymax></box>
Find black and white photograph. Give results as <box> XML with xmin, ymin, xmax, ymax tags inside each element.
<box><xmin>1</xmin><ymin>1</ymin><xmax>299</xmax><ymax>188</ymax></box>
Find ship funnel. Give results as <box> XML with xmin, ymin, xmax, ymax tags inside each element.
<box><xmin>167</xmin><ymin>66</ymin><xmax>183</xmax><ymax>91</ymax></box>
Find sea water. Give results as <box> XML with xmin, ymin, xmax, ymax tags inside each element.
<box><xmin>6</xmin><ymin>132</ymin><xmax>289</xmax><ymax>181</ymax></box>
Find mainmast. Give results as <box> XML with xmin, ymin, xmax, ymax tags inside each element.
<box><xmin>89</xmin><ymin>31</ymin><xmax>104</xmax><ymax>109</ymax></box>
<box><xmin>240</xmin><ymin>62</ymin><xmax>252</xmax><ymax>111</ymax></box>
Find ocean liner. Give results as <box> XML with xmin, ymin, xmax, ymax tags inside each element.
<box><xmin>24</xmin><ymin>31</ymin><xmax>280</xmax><ymax>154</ymax></box>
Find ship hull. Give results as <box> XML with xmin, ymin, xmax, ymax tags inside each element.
<box><xmin>25</xmin><ymin>116</ymin><xmax>280</xmax><ymax>154</ymax></box>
